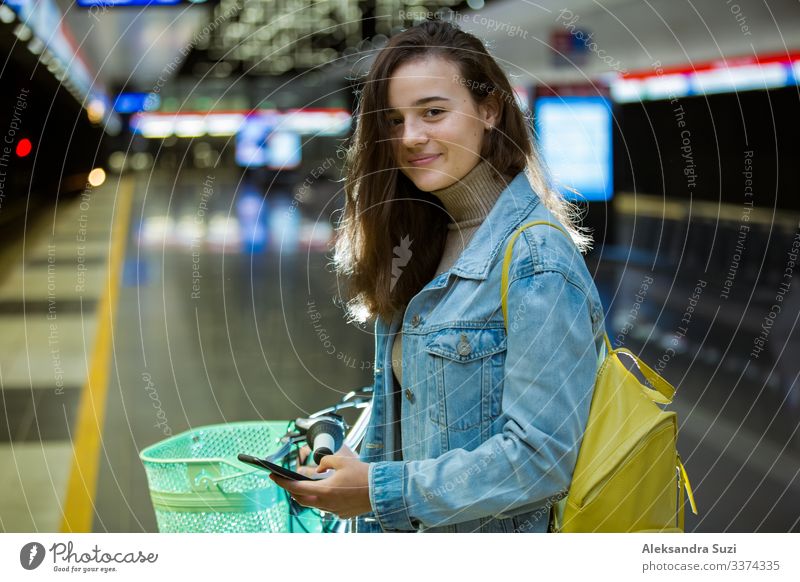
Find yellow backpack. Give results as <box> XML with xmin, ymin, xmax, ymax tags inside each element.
<box><xmin>501</xmin><ymin>220</ymin><xmax>698</xmax><ymax>532</ymax></box>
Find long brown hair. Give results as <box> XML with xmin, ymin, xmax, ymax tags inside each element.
<box><xmin>333</xmin><ymin>18</ymin><xmax>592</xmax><ymax>325</ymax></box>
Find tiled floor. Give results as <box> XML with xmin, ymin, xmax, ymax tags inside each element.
<box><xmin>0</xmin><ymin>315</ymin><xmax>97</xmax><ymax>391</ymax></box>
<box><xmin>0</xmin><ymin>179</ymin><xmax>118</xmax><ymax>533</ymax></box>
<box><xmin>0</xmin><ymin>442</ymin><xmax>73</xmax><ymax>531</ymax></box>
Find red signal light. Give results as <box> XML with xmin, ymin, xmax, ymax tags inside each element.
<box><xmin>16</xmin><ymin>138</ymin><xmax>32</xmax><ymax>157</ymax></box>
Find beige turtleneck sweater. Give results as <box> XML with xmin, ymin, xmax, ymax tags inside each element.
<box><xmin>390</xmin><ymin>160</ymin><xmax>509</xmax><ymax>388</ymax></box>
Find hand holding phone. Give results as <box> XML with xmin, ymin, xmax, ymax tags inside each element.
<box><xmin>237</xmin><ymin>454</ymin><xmax>332</xmax><ymax>481</ymax></box>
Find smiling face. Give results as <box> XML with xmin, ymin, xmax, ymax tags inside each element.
<box><xmin>386</xmin><ymin>56</ymin><xmax>499</xmax><ymax>192</ymax></box>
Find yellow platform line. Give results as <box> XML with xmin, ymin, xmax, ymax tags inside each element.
<box><xmin>60</xmin><ymin>177</ymin><xmax>134</xmax><ymax>532</ymax></box>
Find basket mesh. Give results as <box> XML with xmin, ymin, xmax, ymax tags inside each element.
<box><xmin>154</xmin><ymin>507</ymin><xmax>290</xmax><ymax>534</ymax></box>
<box><xmin>140</xmin><ymin>421</ymin><xmax>297</xmax><ymax>532</ymax></box>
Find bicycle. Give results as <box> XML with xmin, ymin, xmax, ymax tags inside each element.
<box><xmin>139</xmin><ymin>387</ymin><xmax>373</xmax><ymax>533</ymax></box>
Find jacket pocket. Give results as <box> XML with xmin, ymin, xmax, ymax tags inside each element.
<box><xmin>424</xmin><ymin>326</ymin><xmax>506</xmax><ymax>431</ymax></box>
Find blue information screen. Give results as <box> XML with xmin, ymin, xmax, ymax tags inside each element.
<box><xmin>76</xmin><ymin>0</ymin><xmax>183</xmax><ymax>6</ymax></box>
<box><xmin>113</xmin><ymin>93</ymin><xmax>160</xmax><ymax>114</ymax></box>
<box><xmin>534</xmin><ymin>96</ymin><xmax>614</xmax><ymax>202</ymax></box>
<box><xmin>236</xmin><ymin>115</ymin><xmax>301</xmax><ymax>169</ymax></box>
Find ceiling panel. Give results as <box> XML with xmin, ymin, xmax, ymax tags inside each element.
<box><xmin>55</xmin><ymin>1</ymin><xmax>211</xmax><ymax>90</ymax></box>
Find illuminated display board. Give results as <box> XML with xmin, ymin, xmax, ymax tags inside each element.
<box><xmin>75</xmin><ymin>0</ymin><xmax>188</xmax><ymax>6</ymax></box>
<box><xmin>611</xmin><ymin>52</ymin><xmax>800</xmax><ymax>102</ymax></box>
<box><xmin>534</xmin><ymin>96</ymin><xmax>613</xmax><ymax>203</ymax></box>
<box><xmin>113</xmin><ymin>93</ymin><xmax>161</xmax><ymax>114</ymax></box>
<box><xmin>130</xmin><ymin>109</ymin><xmax>351</xmax><ymax>138</ymax></box>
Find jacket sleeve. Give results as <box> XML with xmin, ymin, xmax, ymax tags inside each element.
<box><xmin>367</xmin><ymin>270</ymin><xmax>599</xmax><ymax>531</ymax></box>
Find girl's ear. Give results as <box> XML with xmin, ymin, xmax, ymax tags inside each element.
<box><xmin>480</xmin><ymin>94</ymin><xmax>501</xmax><ymax>131</ymax></box>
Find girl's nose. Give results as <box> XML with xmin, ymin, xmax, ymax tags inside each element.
<box><xmin>401</xmin><ymin>118</ymin><xmax>429</xmax><ymax>148</ymax></box>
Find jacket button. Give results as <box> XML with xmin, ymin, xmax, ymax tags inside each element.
<box><xmin>410</xmin><ymin>314</ymin><xmax>421</xmax><ymax>327</ymax></box>
<box><xmin>457</xmin><ymin>333</ymin><xmax>472</xmax><ymax>356</ymax></box>
<box><xmin>405</xmin><ymin>388</ymin><xmax>415</xmax><ymax>403</ymax></box>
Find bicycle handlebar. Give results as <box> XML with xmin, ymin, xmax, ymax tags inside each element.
<box><xmin>294</xmin><ymin>389</ymin><xmax>373</xmax><ymax>459</ymax></box>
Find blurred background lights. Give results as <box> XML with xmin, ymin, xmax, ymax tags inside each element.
<box><xmin>87</xmin><ymin>99</ymin><xmax>106</xmax><ymax>124</ymax></box>
<box><xmin>174</xmin><ymin>115</ymin><xmax>206</xmax><ymax>137</ymax></box>
<box><xmin>0</xmin><ymin>4</ymin><xmax>15</xmax><ymax>23</ymax></box>
<box><xmin>88</xmin><ymin>167</ymin><xmax>106</xmax><ymax>187</ymax></box>
<box><xmin>12</xmin><ymin>23</ymin><xmax>31</xmax><ymax>41</ymax></box>
<box><xmin>16</xmin><ymin>138</ymin><xmax>32</xmax><ymax>157</ymax></box>
<box><xmin>108</xmin><ymin>151</ymin><xmax>127</xmax><ymax>172</ymax></box>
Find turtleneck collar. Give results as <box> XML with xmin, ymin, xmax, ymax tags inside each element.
<box><xmin>430</xmin><ymin>160</ymin><xmax>509</xmax><ymax>229</ymax></box>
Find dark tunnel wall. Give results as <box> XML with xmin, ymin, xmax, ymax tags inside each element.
<box><xmin>0</xmin><ymin>22</ymin><xmax>106</xmax><ymax>225</ymax></box>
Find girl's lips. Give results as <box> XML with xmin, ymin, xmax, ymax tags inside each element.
<box><xmin>408</xmin><ymin>154</ymin><xmax>440</xmax><ymax>166</ymax></box>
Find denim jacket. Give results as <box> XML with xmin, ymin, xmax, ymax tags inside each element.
<box><xmin>354</xmin><ymin>170</ymin><xmax>607</xmax><ymax>533</ymax></box>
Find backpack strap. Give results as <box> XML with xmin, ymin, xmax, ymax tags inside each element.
<box><xmin>500</xmin><ymin>220</ymin><xmax>612</xmax><ymax>355</ymax></box>
<box><xmin>678</xmin><ymin>454</ymin><xmax>698</xmax><ymax>516</ymax></box>
<box><xmin>615</xmin><ymin>347</ymin><xmax>676</xmax><ymax>404</ymax></box>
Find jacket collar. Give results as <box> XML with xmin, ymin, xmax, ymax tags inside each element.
<box><xmin>443</xmin><ymin>169</ymin><xmax>540</xmax><ymax>282</ymax></box>
<box><xmin>380</xmin><ymin>170</ymin><xmax>541</xmax><ymax>333</ymax></box>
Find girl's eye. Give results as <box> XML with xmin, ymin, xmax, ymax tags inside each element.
<box><xmin>388</xmin><ymin>109</ymin><xmax>443</xmax><ymax>127</ymax></box>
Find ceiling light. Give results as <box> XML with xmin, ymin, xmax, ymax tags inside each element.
<box><xmin>13</xmin><ymin>23</ymin><xmax>31</xmax><ymax>41</ymax></box>
<box><xmin>0</xmin><ymin>4</ymin><xmax>16</xmax><ymax>24</ymax></box>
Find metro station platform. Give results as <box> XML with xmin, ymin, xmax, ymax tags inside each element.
<box><xmin>1</xmin><ymin>169</ymin><xmax>797</xmax><ymax>532</ymax></box>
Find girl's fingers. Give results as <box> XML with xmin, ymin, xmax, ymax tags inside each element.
<box><xmin>269</xmin><ymin>474</ymin><xmax>316</xmax><ymax>496</ymax></box>
<box><xmin>292</xmin><ymin>494</ymin><xmax>320</xmax><ymax>508</ymax></box>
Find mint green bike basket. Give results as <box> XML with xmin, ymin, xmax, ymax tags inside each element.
<box><xmin>140</xmin><ymin>420</ymin><xmax>321</xmax><ymax>533</ymax></box>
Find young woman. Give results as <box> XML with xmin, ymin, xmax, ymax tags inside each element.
<box><xmin>269</xmin><ymin>18</ymin><xmax>607</xmax><ymax>533</ymax></box>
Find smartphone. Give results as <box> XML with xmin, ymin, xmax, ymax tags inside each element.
<box><xmin>237</xmin><ymin>453</ymin><xmax>331</xmax><ymax>481</ymax></box>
